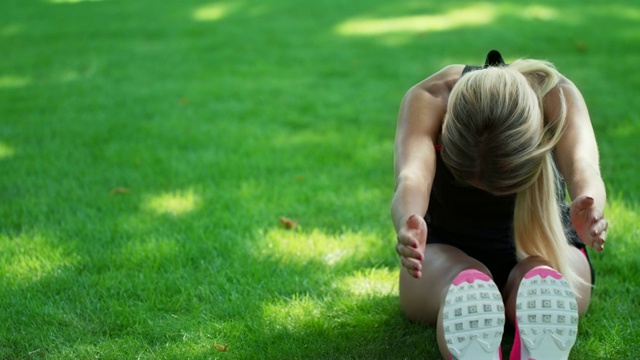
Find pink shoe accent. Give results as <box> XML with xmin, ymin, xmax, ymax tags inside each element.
<box><xmin>522</xmin><ymin>266</ymin><xmax>562</xmax><ymax>280</ymax></box>
<box><xmin>452</xmin><ymin>269</ymin><xmax>492</xmax><ymax>286</ymax></box>
<box><xmin>510</xmin><ymin>320</ymin><xmax>522</xmax><ymax>360</ymax></box>
<box><xmin>580</xmin><ymin>247</ymin><xmax>588</xmax><ymax>258</ymax></box>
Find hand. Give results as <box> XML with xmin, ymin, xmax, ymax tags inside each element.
<box><xmin>570</xmin><ymin>195</ymin><xmax>608</xmax><ymax>252</ymax></box>
<box><xmin>395</xmin><ymin>215</ymin><xmax>428</xmax><ymax>278</ymax></box>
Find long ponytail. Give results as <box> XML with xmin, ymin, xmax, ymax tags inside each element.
<box><xmin>513</xmin><ymin>154</ymin><xmax>583</xmax><ymax>289</ymax></box>
<box><xmin>511</xmin><ymin>59</ymin><xmax>584</xmax><ymax>291</ymax></box>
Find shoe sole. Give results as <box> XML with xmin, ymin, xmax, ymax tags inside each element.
<box><xmin>443</xmin><ymin>269</ymin><xmax>505</xmax><ymax>360</ymax></box>
<box><xmin>515</xmin><ymin>267</ymin><xmax>578</xmax><ymax>360</ymax></box>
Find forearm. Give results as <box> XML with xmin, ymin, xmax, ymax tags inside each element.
<box><xmin>552</xmin><ymin>79</ymin><xmax>607</xmax><ymax>210</ymax></box>
<box><xmin>564</xmin><ymin>160</ymin><xmax>607</xmax><ymax>210</ymax></box>
<box><xmin>391</xmin><ymin>174</ymin><xmax>432</xmax><ymax>233</ymax></box>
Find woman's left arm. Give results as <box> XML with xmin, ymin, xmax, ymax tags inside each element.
<box><xmin>547</xmin><ymin>78</ymin><xmax>608</xmax><ymax>252</ymax></box>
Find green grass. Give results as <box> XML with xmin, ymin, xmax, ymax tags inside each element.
<box><xmin>1</xmin><ymin>0</ymin><xmax>639</xmax><ymax>359</ymax></box>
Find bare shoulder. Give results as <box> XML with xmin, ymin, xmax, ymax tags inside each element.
<box><xmin>396</xmin><ymin>65</ymin><xmax>465</xmax><ymax>145</ymax></box>
<box><xmin>554</xmin><ymin>74</ymin><xmax>581</xmax><ymax>95</ymax></box>
<box><xmin>544</xmin><ymin>73</ymin><xmax>588</xmax><ymax>122</ymax></box>
<box><xmin>398</xmin><ymin>64</ymin><xmax>465</xmax><ymax>124</ymax></box>
<box><xmin>409</xmin><ymin>64</ymin><xmax>465</xmax><ymax>99</ymax></box>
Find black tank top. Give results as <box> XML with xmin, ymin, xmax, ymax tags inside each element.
<box><xmin>425</xmin><ymin>51</ymin><xmax>569</xmax><ymax>245</ymax></box>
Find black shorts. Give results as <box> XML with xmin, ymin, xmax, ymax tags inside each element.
<box><xmin>427</xmin><ymin>227</ymin><xmax>595</xmax><ymax>291</ymax></box>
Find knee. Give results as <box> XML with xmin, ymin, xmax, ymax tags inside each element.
<box><xmin>398</xmin><ymin>270</ymin><xmax>438</xmax><ymax>324</ymax></box>
<box><xmin>398</xmin><ymin>261</ymin><xmax>494</xmax><ymax>324</ymax></box>
<box><xmin>502</xmin><ymin>255</ymin><xmax>592</xmax><ymax>322</ymax></box>
<box><xmin>503</xmin><ymin>256</ymin><xmax>550</xmax><ymax>293</ymax></box>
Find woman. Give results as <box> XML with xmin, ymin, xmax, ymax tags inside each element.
<box><xmin>391</xmin><ymin>51</ymin><xmax>608</xmax><ymax>360</ymax></box>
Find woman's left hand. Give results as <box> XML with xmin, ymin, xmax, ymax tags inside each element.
<box><xmin>570</xmin><ymin>195</ymin><xmax>608</xmax><ymax>252</ymax></box>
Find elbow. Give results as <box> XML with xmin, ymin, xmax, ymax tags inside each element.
<box><xmin>395</xmin><ymin>171</ymin><xmax>429</xmax><ymax>193</ymax></box>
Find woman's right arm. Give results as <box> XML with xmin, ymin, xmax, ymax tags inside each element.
<box><xmin>391</xmin><ymin>65</ymin><xmax>462</xmax><ymax>278</ymax></box>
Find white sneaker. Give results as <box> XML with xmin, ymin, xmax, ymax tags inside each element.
<box><xmin>443</xmin><ymin>269</ymin><xmax>505</xmax><ymax>360</ymax></box>
<box><xmin>511</xmin><ymin>266</ymin><xmax>578</xmax><ymax>360</ymax></box>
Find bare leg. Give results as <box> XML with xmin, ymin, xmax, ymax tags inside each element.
<box><xmin>399</xmin><ymin>244</ymin><xmax>492</xmax><ymax>359</ymax></box>
<box><xmin>502</xmin><ymin>247</ymin><xmax>592</xmax><ymax>324</ymax></box>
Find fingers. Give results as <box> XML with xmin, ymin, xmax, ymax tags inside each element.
<box><xmin>396</xmin><ymin>242</ymin><xmax>423</xmax><ymax>268</ymax></box>
<box><xmin>590</xmin><ymin>218</ymin><xmax>608</xmax><ymax>252</ymax></box>
<box><xmin>395</xmin><ymin>242</ymin><xmax>423</xmax><ymax>260</ymax></box>
<box><xmin>399</xmin><ymin>254</ymin><xmax>422</xmax><ymax>278</ymax></box>
<box><xmin>590</xmin><ymin>208</ymin><xmax>604</xmax><ymax>223</ymax></box>
<box><xmin>397</xmin><ymin>215</ymin><xmax>428</xmax><ymax>278</ymax></box>
<box><xmin>591</xmin><ymin>218</ymin><xmax>609</xmax><ymax>237</ymax></box>
<box><xmin>571</xmin><ymin>196</ymin><xmax>608</xmax><ymax>253</ymax></box>
<box><xmin>396</xmin><ymin>216</ymin><xmax>426</xmax><ymax>259</ymax></box>
<box><xmin>397</xmin><ymin>233</ymin><xmax>419</xmax><ymax>249</ymax></box>
<box><xmin>395</xmin><ymin>241</ymin><xmax>424</xmax><ymax>278</ymax></box>
<box><xmin>591</xmin><ymin>238</ymin><xmax>605</xmax><ymax>252</ymax></box>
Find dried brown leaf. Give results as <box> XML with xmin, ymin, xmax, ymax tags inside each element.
<box><xmin>576</xmin><ymin>41</ymin><xmax>588</xmax><ymax>52</ymax></box>
<box><xmin>110</xmin><ymin>187</ymin><xmax>131</xmax><ymax>195</ymax></box>
<box><xmin>279</xmin><ymin>216</ymin><xmax>298</xmax><ymax>229</ymax></box>
<box><xmin>214</xmin><ymin>344</ymin><xmax>229</xmax><ymax>352</ymax></box>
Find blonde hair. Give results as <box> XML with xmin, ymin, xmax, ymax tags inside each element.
<box><xmin>441</xmin><ymin>59</ymin><xmax>582</xmax><ymax>290</ymax></box>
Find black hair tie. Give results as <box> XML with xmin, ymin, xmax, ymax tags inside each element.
<box><xmin>484</xmin><ymin>50</ymin><xmax>506</xmax><ymax>67</ymax></box>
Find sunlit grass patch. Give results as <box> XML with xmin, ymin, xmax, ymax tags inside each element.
<box><xmin>262</xmin><ymin>295</ymin><xmax>324</xmax><ymax>332</ymax></box>
<box><xmin>516</xmin><ymin>5</ymin><xmax>559</xmax><ymax>21</ymax></box>
<box><xmin>0</xmin><ymin>141</ymin><xmax>15</xmax><ymax>159</ymax></box>
<box><xmin>334</xmin><ymin>268</ymin><xmax>397</xmax><ymax>298</ymax></box>
<box><xmin>259</xmin><ymin>227</ymin><xmax>382</xmax><ymax>268</ymax></box>
<box><xmin>143</xmin><ymin>189</ymin><xmax>201</xmax><ymax>217</ymax></box>
<box><xmin>0</xmin><ymin>232</ymin><xmax>76</xmax><ymax>287</ymax></box>
<box><xmin>193</xmin><ymin>2</ymin><xmax>236</xmax><ymax>22</ymax></box>
<box><xmin>333</xmin><ymin>3</ymin><xmax>561</xmax><ymax>47</ymax></box>
<box><xmin>603</xmin><ymin>197</ymin><xmax>639</xmax><ymax>253</ymax></box>
<box><xmin>0</xmin><ymin>75</ymin><xmax>30</xmax><ymax>89</ymax></box>
<box><xmin>335</xmin><ymin>4</ymin><xmax>498</xmax><ymax>36</ymax></box>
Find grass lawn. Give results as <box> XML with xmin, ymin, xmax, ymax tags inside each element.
<box><xmin>1</xmin><ymin>0</ymin><xmax>639</xmax><ymax>359</ymax></box>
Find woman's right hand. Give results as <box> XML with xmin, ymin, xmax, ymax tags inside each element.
<box><xmin>396</xmin><ymin>215</ymin><xmax>428</xmax><ymax>278</ymax></box>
